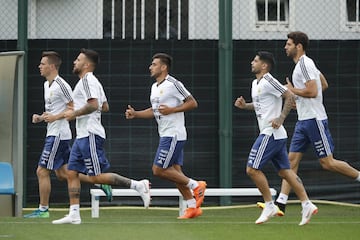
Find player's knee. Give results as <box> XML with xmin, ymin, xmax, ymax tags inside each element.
<box><xmin>319</xmin><ymin>157</ymin><xmax>334</xmax><ymax>171</ymax></box>
<box><xmin>246</xmin><ymin>167</ymin><xmax>256</xmax><ymax>177</ymax></box>
<box><xmin>152</xmin><ymin>165</ymin><xmax>162</xmax><ymax>177</ymax></box>
<box><xmin>36</xmin><ymin>166</ymin><xmax>49</xmax><ymax>178</ymax></box>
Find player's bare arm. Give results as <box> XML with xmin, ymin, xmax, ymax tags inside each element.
<box><xmin>64</xmin><ymin>98</ymin><xmax>98</xmax><ymax>121</ymax></box>
<box><xmin>43</xmin><ymin>101</ymin><xmax>74</xmax><ymax>123</ymax></box>
<box><xmin>285</xmin><ymin>78</ymin><xmax>318</xmax><ymax>98</ymax></box>
<box><xmin>234</xmin><ymin>96</ymin><xmax>254</xmax><ymax>110</ymax></box>
<box><xmin>271</xmin><ymin>90</ymin><xmax>295</xmax><ymax>129</ymax></box>
<box><xmin>102</xmin><ymin>101</ymin><xmax>110</xmax><ymax>112</ymax></box>
<box><xmin>125</xmin><ymin>105</ymin><xmax>154</xmax><ymax>119</ymax></box>
<box><xmin>158</xmin><ymin>95</ymin><xmax>198</xmax><ymax>115</ymax></box>
<box><xmin>320</xmin><ymin>73</ymin><xmax>328</xmax><ymax>91</ymax></box>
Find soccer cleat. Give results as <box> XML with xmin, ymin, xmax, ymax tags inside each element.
<box><xmin>52</xmin><ymin>214</ymin><xmax>81</xmax><ymax>225</ymax></box>
<box><xmin>299</xmin><ymin>202</ymin><xmax>318</xmax><ymax>226</ymax></box>
<box><xmin>23</xmin><ymin>209</ymin><xmax>49</xmax><ymax>218</ymax></box>
<box><xmin>100</xmin><ymin>184</ymin><xmax>113</xmax><ymax>202</ymax></box>
<box><xmin>177</xmin><ymin>207</ymin><xmax>203</xmax><ymax>219</ymax></box>
<box><xmin>138</xmin><ymin>179</ymin><xmax>151</xmax><ymax>208</ymax></box>
<box><xmin>193</xmin><ymin>181</ymin><xmax>207</xmax><ymax>208</ymax></box>
<box><xmin>257</xmin><ymin>202</ymin><xmax>284</xmax><ymax>216</ymax></box>
<box><xmin>255</xmin><ymin>204</ymin><xmax>280</xmax><ymax>224</ymax></box>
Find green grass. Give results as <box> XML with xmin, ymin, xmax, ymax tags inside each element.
<box><xmin>1</xmin><ymin>203</ymin><xmax>360</xmax><ymax>240</ymax></box>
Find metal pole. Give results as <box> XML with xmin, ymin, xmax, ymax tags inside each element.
<box><xmin>218</xmin><ymin>0</ymin><xmax>233</xmax><ymax>205</ymax></box>
<box><xmin>17</xmin><ymin>0</ymin><xmax>28</xmax><ymax>211</ymax></box>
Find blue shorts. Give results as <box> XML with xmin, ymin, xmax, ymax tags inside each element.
<box><xmin>38</xmin><ymin>136</ymin><xmax>70</xmax><ymax>170</ymax></box>
<box><xmin>68</xmin><ymin>133</ymin><xmax>110</xmax><ymax>176</ymax></box>
<box><xmin>289</xmin><ymin>118</ymin><xmax>334</xmax><ymax>158</ymax></box>
<box><xmin>247</xmin><ymin>134</ymin><xmax>290</xmax><ymax>171</ymax></box>
<box><xmin>153</xmin><ymin>136</ymin><xmax>185</xmax><ymax>169</ymax></box>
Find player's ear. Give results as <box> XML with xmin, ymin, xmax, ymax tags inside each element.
<box><xmin>161</xmin><ymin>64</ymin><xmax>167</xmax><ymax>72</ymax></box>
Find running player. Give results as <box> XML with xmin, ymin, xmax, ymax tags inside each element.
<box><xmin>235</xmin><ymin>51</ymin><xmax>317</xmax><ymax>225</ymax></box>
<box><xmin>52</xmin><ymin>49</ymin><xmax>150</xmax><ymax>224</ymax></box>
<box><xmin>125</xmin><ymin>53</ymin><xmax>207</xmax><ymax>219</ymax></box>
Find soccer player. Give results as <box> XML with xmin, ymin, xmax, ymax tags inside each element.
<box><xmin>24</xmin><ymin>51</ymin><xmax>112</xmax><ymax>218</ymax></box>
<box><xmin>52</xmin><ymin>49</ymin><xmax>150</xmax><ymax>224</ymax></box>
<box><xmin>125</xmin><ymin>53</ymin><xmax>207</xmax><ymax>219</ymax></box>
<box><xmin>272</xmin><ymin>31</ymin><xmax>360</xmax><ymax>214</ymax></box>
<box><xmin>23</xmin><ymin>51</ymin><xmax>73</xmax><ymax>218</ymax></box>
<box><xmin>234</xmin><ymin>51</ymin><xmax>317</xmax><ymax>225</ymax></box>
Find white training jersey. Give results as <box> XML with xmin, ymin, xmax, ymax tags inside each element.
<box><xmin>150</xmin><ymin>75</ymin><xmax>191</xmax><ymax>140</ymax></box>
<box><xmin>292</xmin><ymin>55</ymin><xmax>327</xmax><ymax>121</ymax></box>
<box><xmin>251</xmin><ymin>73</ymin><xmax>288</xmax><ymax>140</ymax></box>
<box><xmin>44</xmin><ymin>75</ymin><xmax>73</xmax><ymax>140</ymax></box>
<box><xmin>72</xmin><ymin>72</ymin><xmax>106</xmax><ymax>139</ymax></box>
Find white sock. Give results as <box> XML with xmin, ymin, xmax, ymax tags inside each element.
<box><xmin>130</xmin><ymin>180</ymin><xmax>145</xmax><ymax>193</ymax></box>
<box><xmin>186</xmin><ymin>198</ymin><xmax>196</xmax><ymax>208</ymax></box>
<box><xmin>69</xmin><ymin>204</ymin><xmax>80</xmax><ymax>217</ymax></box>
<box><xmin>356</xmin><ymin>172</ymin><xmax>360</xmax><ymax>182</ymax></box>
<box><xmin>39</xmin><ymin>205</ymin><xmax>48</xmax><ymax>211</ymax></box>
<box><xmin>130</xmin><ymin>180</ymin><xmax>138</xmax><ymax>189</ymax></box>
<box><xmin>301</xmin><ymin>200</ymin><xmax>311</xmax><ymax>208</ymax></box>
<box><xmin>276</xmin><ymin>193</ymin><xmax>289</xmax><ymax>204</ymax></box>
<box><xmin>265</xmin><ymin>201</ymin><xmax>274</xmax><ymax>208</ymax></box>
<box><xmin>186</xmin><ymin>179</ymin><xmax>199</xmax><ymax>190</ymax></box>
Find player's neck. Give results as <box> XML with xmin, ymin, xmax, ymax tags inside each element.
<box><xmin>294</xmin><ymin>52</ymin><xmax>305</xmax><ymax>64</ymax></box>
<box><xmin>255</xmin><ymin>71</ymin><xmax>268</xmax><ymax>81</ymax></box>
<box><xmin>78</xmin><ymin>70</ymin><xmax>91</xmax><ymax>79</ymax></box>
<box><xmin>156</xmin><ymin>73</ymin><xmax>168</xmax><ymax>85</ymax></box>
<box><xmin>46</xmin><ymin>72</ymin><xmax>58</xmax><ymax>85</ymax></box>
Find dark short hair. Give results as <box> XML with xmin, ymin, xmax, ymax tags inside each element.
<box><xmin>42</xmin><ymin>51</ymin><xmax>62</xmax><ymax>70</ymax></box>
<box><xmin>287</xmin><ymin>31</ymin><xmax>309</xmax><ymax>51</ymax></box>
<box><xmin>152</xmin><ymin>53</ymin><xmax>172</xmax><ymax>71</ymax></box>
<box><xmin>257</xmin><ymin>51</ymin><xmax>275</xmax><ymax>71</ymax></box>
<box><xmin>80</xmin><ymin>48</ymin><xmax>99</xmax><ymax>66</ymax></box>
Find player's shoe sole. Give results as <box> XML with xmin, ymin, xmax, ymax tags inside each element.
<box><xmin>23</xmin><ymin>209</ymin><xmax>49</xmax><ymax>218</ymax></box>
<box><xmin>52</xmin><ymin>215</ymin><xmax>81</xmax><ymax>224</ymax></box>
<box><xmin>177</xmin><ymin>208</ymin><xmax>203</xmax><ymax>219</ymax></box>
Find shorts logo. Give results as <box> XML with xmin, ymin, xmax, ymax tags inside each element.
<box><xmin>314</xmin><ymin>140</ymin><xmax>325</xmax><ymax>156</ymax></box>
<box><xmin>84</xmin><ymin>158</ymin><xmax>94</xmax><ymax>174</ymax></box>
<box><xmin>41</xmin><ymin>150</ymin><xmax>50</xmax><ymax>164</ymax></box>
<box><xmin>157</xmin><ymin>149</ymin><xmax>168</xmax><ymax>165</ymax></box>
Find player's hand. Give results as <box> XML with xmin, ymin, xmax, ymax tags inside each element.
<box><xmin>270</xmin><ymin>118</ymin><xmax>283</xmax><ymax>129</ymax></box>
<box><xmin>234</xmin><ymin>96</ymin><xmax>246</xmax><ymax>109</ymax></box>
<box><xmin>32</xmin><ymin>114</ymin><xmax>43</xmax><ymax>123</ymax></box>
<box><xmin>158</xmin><ymin>104</ymin><xmax>172</xmax><ymax>115</ymax></box>
<box><xmin>125</xmin><ymin>105</ymin><xmax>136</xmax><ymax>119</ymax></box>
<box><xmin>43</xmin><ymin>112</ymin><xmax>56</xmax><ymax>123</ymax></box>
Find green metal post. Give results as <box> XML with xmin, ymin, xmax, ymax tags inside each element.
<box><xmin>17</xmin><ymin>0</ymin><xmax>28</xmax><ymax>207</ymax></box>
<box><xmin>218</xmin><ymin>0</ymin><xmax>233</xmax><ymax>205</ymax></box>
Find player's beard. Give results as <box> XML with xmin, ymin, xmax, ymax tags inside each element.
<box><xmin>286</xmin><ymin>48</ymin><xmax>297</xmax><ymax>59</ymax></box>
<box><xmin>73</xmin><ymin>67</ymin><xmax>81</xmax><ymax>75</ymax></box>
<box><xmin>251</xmin><ymin>67</ymin><xmax>260</xmax><ymax>75</ymax></box>
<box><xmin>150</xmin><ymin>71</ymin><xmax>160</xmax><ymax>79</ymax></box>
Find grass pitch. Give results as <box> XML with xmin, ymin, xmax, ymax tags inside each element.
<box><xmin>1</xmin><ymin>202</ymin><xmax>360</xmax><ymax>240</ymax></box>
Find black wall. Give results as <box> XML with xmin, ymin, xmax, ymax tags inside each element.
<box><xmin>2</xmin><ymin>39</ymin><xmax>360</xmax><ymax>206</ymax></box>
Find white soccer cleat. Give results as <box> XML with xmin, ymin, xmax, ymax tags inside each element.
<box><xmin>52</xmin><ymin>214</ymin><xmax>81</xmax><ymax>225</ymax></box>
<box><xmin>137</xmin><ymin>179</ymin><xmax>151</xmax><ymax>208</ymax></box>
<box><xmin>255</xmin><ymin>203</ymin><xmax>280</xmax><ymax>224</ymax></box>
<box><xmin>299</xmin><ymin>202</ymin><xmax>318</xmax><ymax>226</ymax></box>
